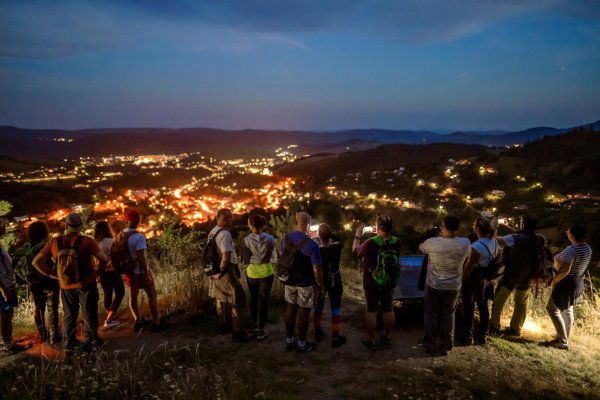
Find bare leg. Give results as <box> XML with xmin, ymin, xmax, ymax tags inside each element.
<box><xmin>285</xmin><ymin>303</ymin><xmax>298</xmax><ymax>338</ymax></box>
<box><xmin>365</xmin><ymin>310</ymin><xmax>377</xmax><ymax>341</ymax></box>
<box><xmin>383</xmin><ymin>311</ymin><xmax>395</xmax><ymax>337</ymax></box>
<box><xmin>297</xmin><ymin>307</ymin><xmax>311</xmax><ymax>342</ymax></box>
<box><xmin>145</xmin><ymin>283</ymin><xmax>160</xmax><ymax>325</ymax></box>
<box><xmin>129</xmin><ymin>287</ymin><xmax>141</xmax><ymax>322</ymax></box>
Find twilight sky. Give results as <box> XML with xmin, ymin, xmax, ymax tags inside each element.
<box><xmin>1</xmin><ymin>1</ymin><xmax>599</xmax><ymax>131</ymax></box>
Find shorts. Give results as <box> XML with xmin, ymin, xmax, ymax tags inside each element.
<box><xmin>125</xmin><ymin>270</ymin><xmax>154</xmax><ymax>289</ymax></box>
<box><xmin>363</xmin><ymin>279</ymin><xmax>394</xmax><ymax>313</ymax></box>
<box><xmin>285</xmin><ymin>285</ymin><xmax>314</xmax><ymax>309</ymax></box>
<box><xmin>0</xmin><ymin>287</ymin><xmax>18</xmax><ymax>312</ymax></box>
<box><xmin>209</xmin><ymin>270</ymin><xmax>246</xmax><ymax>309</ymax></box>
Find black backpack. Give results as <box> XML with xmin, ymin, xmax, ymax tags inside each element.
<box><xmin>476</xmin><ymin>240</ymin><xmax>505</xmax><ymax>280</ymax></box>
<box><xmin>202</xmin><ymin>228</ymin><xmax>225</xmax><ymax>276</ymax></box>
<box><xmin>275</xmin><ymin>235</ymin><xmax>311</xmax><ymax>283</ymax></box>
<box><xmin>530</xmin><ymin>235</ymin><xmax>554</xmax><ymax>291</ymax></box>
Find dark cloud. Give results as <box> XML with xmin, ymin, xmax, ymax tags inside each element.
<box><xmin>2</xmin><ymin>0</ymin><xmax>600</xmax><ymax>59</ymax></box>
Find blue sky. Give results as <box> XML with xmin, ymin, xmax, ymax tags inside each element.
<box><xmin>1</xmin><ymin>0</ymin><xmax>599</xmax><ymax>131</ymax></box>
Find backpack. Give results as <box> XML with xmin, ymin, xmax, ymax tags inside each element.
<box><xmin>370</xmin><ymin>236</ymin><xmax>400</xmax><ymax>287</ymax></box>
<box><xmin>55</xmin><ymin>235</ymin><xmax>84</xmax><ymax>287</ymax></box>
<box><xmin>12</xmin><ymin>241</ymin><xmax>47</xmax><ymax>285</ymax></box>
<box><xmin>476</xmin><ymin>240</ymin><xmax>505</xmax><ymax>281</ymax></box>
<box><xmin>110</xmin><ymin>230</ymin><xmax>139</xmax><ymax>275</ymax></box>
<box><xmin>530</xmin><ymin>235</ymin><xmax>554</xmax><ymax>295</ymax></box>
<box><xmin>202</xmin><ymin>228</ymin><xmax>226</xmax><ymax>276</ymax></box>
<box><xmin>275</xmin><ymin>235</ymin><xmax>311</xmax><ymax>283</ymax></box>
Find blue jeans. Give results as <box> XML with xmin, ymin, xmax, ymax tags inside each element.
<box><xmin>61</xmin><ymin>285</ymin><xmax>100</xmax><ymax>348</ymax></box>
<box><xmin>424</xmin><ymin>284</ymin><xmax>460</xmax><ymax>351</ymax></box>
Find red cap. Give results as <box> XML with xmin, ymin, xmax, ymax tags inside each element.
<box><xmin>124</xmin><ymin>209</ymin><xmax>141</xmax><ymax>222</ymax></box>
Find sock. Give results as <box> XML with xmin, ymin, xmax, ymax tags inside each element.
<box><xmin>331</xmin><ymin>308</ymin><xmax>342</xmax><ymax>338</ymax></box>
<box><xmin>287</xmin><ymin>337</ymin><xmax>294</xmax><ymax>344</ymax></box>
<box><xmin>298</xmin><ymin>340</ymin><xmax>306</xmax><ymax>348</ymax></box>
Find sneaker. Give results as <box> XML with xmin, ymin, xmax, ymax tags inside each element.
<box><xmin>297</xmin><ymin>341</ymin><xmax>316</xmax><ymax>353</ymax></box>
<box><xmin>150</xmin><ymin>320</ymin><xmax>170</xmax><ymax>333</ymax></box>
<box><xmin>541</xmin><ymin>338</ymin><xmax>569</xmax><ymax>350</ymax></box>
<box><xmin>63</xmin><ymin>338</ymin><xmax>81</xmax><ymax>351</ymax></box>
<box><xmin>81</xmin><ymin>338</ymin><xmax>103</xmax><ymax>353</ymax></box>
<box><xmin>379</xmin><ymin>335</ymin><xmax>393</xmax><ymax>347</ymax></box>
<box><xmin>286</xmin><ymin>339</ymin><xmax>297</xmax><ymax>351</ymax></box>
<box><xmin>5</xmin><ymin>342</ymin><xmax>31</xmax><ymax>354</ymax></box>
<box><xmin>332</xmin><ymin>335</ymin><xmax>347</xmax><ymax>348</ymax></box>
<box><xmin>503</xmin><ymin>328</ymin><xmax>521</xmax><ymax>337</ymax></box>
<box><xmin>104</xmin><ymin>318</ymin><xmax>121</xmax><ymax>328</ymax></box>
<box><xmin>232</xmin><ymin>329</ymin><xmax>256</xmax><ymax>343</ymax></box>
<box><xmin>361</xmin><ymin>337</ymin><xmax>381</xmax><ymax>351</ymax></box>
<box><xmin>458</xmin><ymin>336</ymin><xmax>474</xmax><ymax>346</ymax></box>
<box><xmin>256</xmin><ymin>329</ymin><xmax>269</xmax><ymax>341</ymax></box>
<box><xmin>314</xmin><ymin>328</ymin><xmax>324</xmax><ymax>342</ymax></box>
<box><xmin>489</xmin><ymin>326</ymin><xmax>503</xmax><ymax>337</ymax></box>
<box><xmin>474</xmin><ymin>336</ymin><xmax>487</xmax><ymax>345</ymax></box>
<box><xmin>133</xmin><ymin>318</ymin><xmax>151</xmax><ymax>332</ymax></box>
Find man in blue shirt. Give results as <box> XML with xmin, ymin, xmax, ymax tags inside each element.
<box><xmin>281</xmin><ymin>211</ymin><xmax>324</xmax><ymax>353</ymax></box>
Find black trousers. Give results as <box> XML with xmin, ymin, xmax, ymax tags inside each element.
<box><xmin>461</xmin><ymin>269</ymin><xmax>491</xmax><ymax>341</ymax></box>
<box><xmin>61</xmin><ymin>285</ymin><xmax>100</xmax><ymax>348</ymax></box>
<box><xmin>99</xmin><ymin>270</ymin><xmax>125</xmax><ymax>313</ymax></box>
<box><xmin>246</xmin><ymin>275</ymin><xmax>274</xmax><ymax>329</ymax></box>
<box><xmin>30</xmin><ymin>278</ymin><xmax>60</xmax><ymax>341</ymax></box>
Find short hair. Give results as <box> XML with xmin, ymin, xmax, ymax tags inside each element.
<box><xmin>569</xmin><ymin>224</ymin><xmax>586</xmax><ymax>241</ymax></box>
<box><xmin>296</xmin><ymin>211</ymin><xmax>311</xmax><ymax>226</ymax></box>
<box><xmin>521</xmin><ymin>215</ymin><xmax>538</xmax><ymax>231</ymax></box>
<box><xmin>94</xmin><ymin>221</ymin><xmax>113</xmax><ymax>241</ymax></box>
<box><xmin>28</xmin><ymin>221</ymin><xmax>49</xmax><ymax>245</ymax></box>
<box><xmin>248</xmin><ymin>214</ymin><xmax>267</xmax><ymax>231</ymax></box>
<box><xmin>443</xmin><ymin>215</ymin><xmax>460</xmax><ymax>232</ymax></box>
<box><xmin>376</xmin><ymin>214</ymin><xmax>393</xmax><ymax>233</ymax></box>
<box><xmin>124</xmin><ymin>209</ymin><xmax>141</xmax><ymax>222</ymax></box>
<box><xmin>474</xmin><ymin>217</ymin><xmax>495</xmax><ymax>238</ymax></box>
<box><xmin>217</xmin><ymin>208</ymin><xmax>232</xmax><ymax>219</ymax></box>
<box><xmin>318</xmin><ymin>223</ymin><xmax>333</xmax><ymax>242</ymax></box>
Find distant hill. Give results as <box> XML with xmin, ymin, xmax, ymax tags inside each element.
<box><xmin>275</xmin><ymin>142</ymin><xmax>487</xmax><ymax>181</ymax></box>
<box><xmin>1</xmin><ymin>120</ymin><xmax>596</xmax><ymax>160</ymax></box>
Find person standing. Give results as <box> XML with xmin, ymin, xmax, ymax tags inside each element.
<box><xmin>281</xmin><ymin>211</ymin><xmax>324</xmax><ymax>353</ymax></box>
<box><xmin>461</xmin><ymin>217</ymin><xmax>498</xmax><ymax>345</ymax></box>
<box><xmin>419</xmin><ymin>215</ymin><xmax>471</xmax><ymax>355</ymax></box>
<box><xmin>33</xmin><ymin>213</ymin><xmax>108</xmax><ymax>351</ymax></box>
<box><xmin>490</xmin><ymin>215</ymin><xmax>545</xmax><ymax>337</ymax></box>
<box><xmin>0</xmin><ymin>218</ymin><xmax>30</xmax><ymax>353</ymax></box>
<box><xmin>120</xmin><ymin>210</ymin><xmax>166</xmax><ymax>333</ymax></box>
<box><xmin>353</xmin><ymin>214</ymin><xmax>400</xmax><ymax>351</ymax></box>
<box><xmin>208</xmin><ymin>208</ymin><xmax>255</xmax><ymax>342</ymax></box>
<box><xmin>13</xmin><ymin>221</ymin><xmax>60</xmax><ymax>345</ymax></box>
<box><xmin>240</xmin><ymin>214</ymin><xmax>276</xmax><ymax>340</ymax></box>
<box><xmin>543</xmin><ymin>224</ymin><xmax>592</xmax><ymax>350</ymax></box>
<box><xmin>94</xmin><ymin>221</ymin><xmax>125</xmax><ymax>328</ymax></box>
<box><xmin>315</xmin><ymin>223</ymin><xmax>346</xmax><ymax>348</ymax></box>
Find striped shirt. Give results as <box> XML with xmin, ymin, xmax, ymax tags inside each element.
<box><xmin>554</xmin><ymin>243</ymin><xmax>592</xmax><ymax>279</ymax></box>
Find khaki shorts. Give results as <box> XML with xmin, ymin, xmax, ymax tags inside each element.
<box><xmin>209</xmin><ymin>270</ymin><xmax>246</xmax><ymax>309</ymax></box>
<box><xmin>284</xmin><ymin>285</ymin><xmax>314</xmax><ymax>309</ymax></box>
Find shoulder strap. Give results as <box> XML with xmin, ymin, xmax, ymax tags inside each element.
<box><xmin>210</xmin><ymin>228</ymin><xmax>226</xmax><ymax>243</ymax></box>
<box><xmin>371</xmin><ymin>236</ymin><xmax>383</xmax><ymax>246</ymax></box>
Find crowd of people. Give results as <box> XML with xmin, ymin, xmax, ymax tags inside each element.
<box><xmin>0</xmin><ymin>207</ymin><xmax>593</xmax><ymax>357</ymax></box>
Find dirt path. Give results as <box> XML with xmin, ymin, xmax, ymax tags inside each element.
<box><xmin>2</xmin><ymin>289</ymin><xmax>600</xmax><ymax>399</ymax></box>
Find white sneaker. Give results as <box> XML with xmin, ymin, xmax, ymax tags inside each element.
<box><xmin>103</xmin><ymin>318</ymin><xmax>121</xmax><ymax>328</ymax></box>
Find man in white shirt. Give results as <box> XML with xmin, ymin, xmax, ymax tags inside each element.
<box><xmin>208</xmin><ymin>208</ymin><xmax>255</xmax><ymax>342</ymax></box>
<box><xmin>419</xmin><ymin>215</ymin><xmax>471</xmax><ymax>356</ymax></box>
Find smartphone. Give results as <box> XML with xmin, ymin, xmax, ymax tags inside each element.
<box><xmin>363</xmin><ymin>226</ymin><xmax>374</xmax><ymax>233</ymax></box>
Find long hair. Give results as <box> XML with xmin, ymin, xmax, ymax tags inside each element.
<box><xmin>94</xmin><ymin>221</ymin><xmax>114</xmax><ymax>241</ymax></box>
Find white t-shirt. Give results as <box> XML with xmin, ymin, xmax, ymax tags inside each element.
<box><xmin>420</xmin><ymin>237</ymin><xmax>471</xmax><ymax>290</ymax></box>
<box><xmin>124</xmin><ymin>228</ymin><xmax>147</xmax><ymax>274</ymax></box>
<box><xmin>208</xmin><ymin>226</ymin><xmax>238</xmax><ymax>265</ymax></box>
<box><xmin>472</xmin><ymin>238</ymin><xmax>499</xmax><ymax>268</ymax></box>
<box><xmin>98</xmin><ymin>237</ymin><xmax>115</xmax><ymax>257</ymax></box>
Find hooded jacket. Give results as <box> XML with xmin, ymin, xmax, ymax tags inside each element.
<box><xmin>241</xmin><ymin>233</ymin><xmax>277</xmax><ymax>266</ymax></box>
